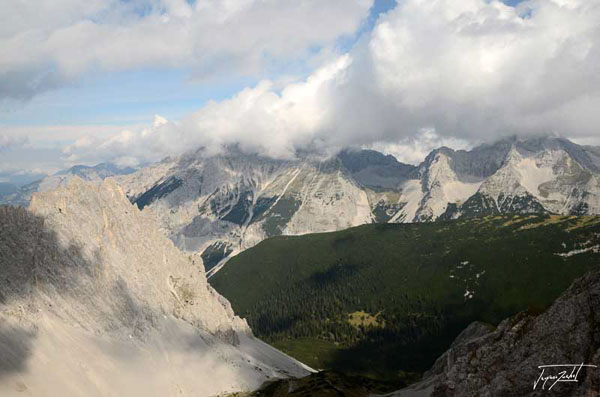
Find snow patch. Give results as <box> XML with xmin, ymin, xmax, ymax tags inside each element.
<box><xmin>555</xmin><ymin>245</ymin><xmax>600</xmax><ymax>258</ymax></box>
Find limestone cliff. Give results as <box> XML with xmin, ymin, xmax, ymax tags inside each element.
<box><xmin>27</xmin><ymin>176</ymin><xmax>247</xmax><ymax>336</ymax></box>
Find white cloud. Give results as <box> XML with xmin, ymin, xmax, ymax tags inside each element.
<box><xmin>63</xmin><ymin>55</ymin><xmax>352</xmax><ymax>164</ymax></box>
<box><xmin>13</xmin><ymin>0</ymin><xmax>600</xmax><ymax>168</ymax></box>
<box><xmin>0</xmin><ymin>124</ymin><xmax>142</xmax><ymax>148</ymax></box>
<box><xmin>0</xmin><ymin>0</ymin><xmax>373</xmax><ymax>99</ymax></box>
<box><xmin>70</xmin><ymin>0</ymin><xmax>600</xmax><ymax>165</ymax></box>
<box><xmin>348</xmin><ymin>0</ymin><xmax>600</xmax><ymax>143</ymax></box>
<box><xmin>0</xmin><ymin>124</ymin><xmax>143</xmax><ymax>173</ymax></box>
<box><xmin>369</xmin><ymin>130</ymin><xmax>473</xmax><ymax>165</ymax></box>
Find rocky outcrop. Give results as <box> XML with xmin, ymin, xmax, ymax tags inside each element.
<box><xmin>0</xmin><ymin>177</ymin><xmax>310</xmax><ymax>397</ymax></box>
<box><xmin>393</xmin><ymin>269</ymin><xmax>600</xmax><ymax>397</ymax></box>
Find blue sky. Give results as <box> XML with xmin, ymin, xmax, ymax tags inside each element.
<box><xmin>1</xmin><ymin>69</ymin><xmax>256</xmax><ymax>126</ymax></box>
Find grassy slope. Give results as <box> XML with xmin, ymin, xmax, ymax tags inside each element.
<box><xmin>210</xmin><ymin>215</ymin><xmax>600</xmax><ymax>379</ymax></box>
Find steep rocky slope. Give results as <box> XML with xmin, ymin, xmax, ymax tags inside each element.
<box><xmin>0</xmin><ymin>177</ymin><xmax>310</xmax><ymax>397</ymax></box>
<box><xmin>393</xmin><ymin>269</ymin><xmax>600</xmax><ymax>397</ymax></box>
<box><xmin>113</xmin><ymin>136</ymin><xmax>600</xmax><ymax>276</ymax></box>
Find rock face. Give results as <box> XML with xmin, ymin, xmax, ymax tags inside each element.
<box><xmin>393</xmin><ymin>270</ymin><xmax>600</xmax><ymax>397</ymax></box>
<box><xmin>28</xmin><ymin>176</ymin><xmax>245</xmax><ymax>335</ymax></box>
<box><xmin>0</xmin><ymin>177</ymin><xmax>310</xmax><ymax>397</ymax></box>
<box><xmin>114</xmin><ymin>149</ymin><xmax>403</xmax><ymax>276</ymax></box>
<box><xmin>113</xmin><ymin>136</ymin><xmax>600</xmax><ymax>276</ymax></box>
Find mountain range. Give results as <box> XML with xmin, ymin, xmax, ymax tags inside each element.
<box><xmin>3</xmin><ymin>136</ymin><xmax>599</xmax><ymax>276</ymax></box>
<box><xmin>110</xmin><ymin>136</ymin><xmax>600</xmax><ymax>275</ymax></box>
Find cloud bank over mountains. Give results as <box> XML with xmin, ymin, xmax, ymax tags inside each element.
<box><xmin>3</xmin><ymin>0</ymin><xmax>600</xmax><ymax>170</ymax></box>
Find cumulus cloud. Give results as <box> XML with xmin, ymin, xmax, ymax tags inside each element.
<box><xmin>37</xmin><ymin>0</ymin><xmax>600</xmax><ymax>166</ymax></box>
<box><xmin>0</xmin><ymin>0</ymin><xmax>372</xmax><ymax>100</ymax></box>
<box><xmin>0</xmin><ymin>124</ymin><xmax>143</xmax><ymax>174</ymax></box>
<box><xmin>336</xmin><ymin>0</ymin><xmax>600</xmax><ymax>144</ymax></box>
<box><xmin>62</xmin><ymin>56</ymin><xmax>351</xmax><ymax>164</ymax></box>
<box><xmin>369</xmin><ymin>130</ymin><xmax>473</xmax><ymax>165</ymax></box>
<box><xmin>62</xmin><ymin>116</ymin><xmax>174</xmax><ymax>166</ymax></box>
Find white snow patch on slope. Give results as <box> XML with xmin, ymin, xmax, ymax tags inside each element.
<box><xmin>555</xmin><ymin>245</ymin><xmax>600</xmax><ymax>258</ymax></box>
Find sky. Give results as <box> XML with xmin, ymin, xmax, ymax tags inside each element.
<box><xmin>1</xmin><ymin>0</ymin><xmax>600</xmax><ymax>182</ymax></box>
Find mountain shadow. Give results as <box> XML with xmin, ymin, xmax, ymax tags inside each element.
<box><xmin>0</xmin><ymin>205</ymin><xmax>155</xmax><ymax>377</ymax></box>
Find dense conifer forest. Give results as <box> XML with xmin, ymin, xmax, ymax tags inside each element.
<box><xmin>211</xmin><ymin>215</ymin><xmax>600</xmax><ymax>379</ymax></box>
